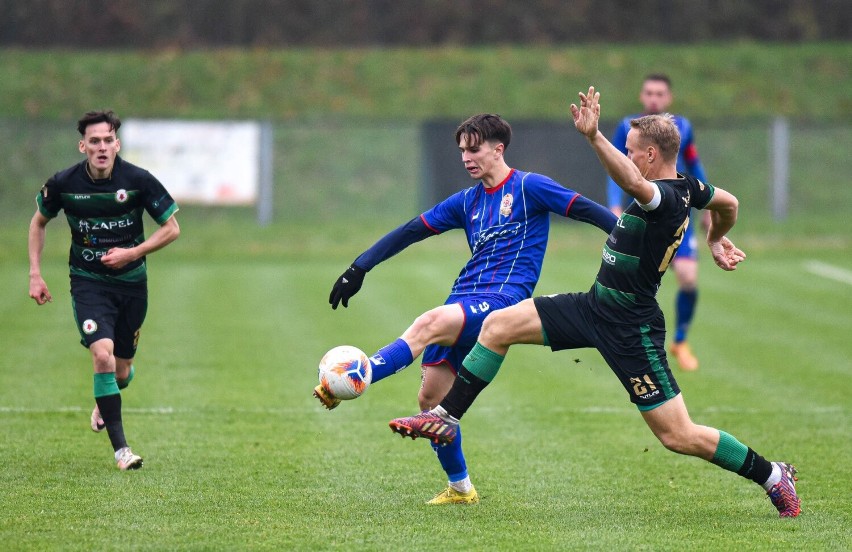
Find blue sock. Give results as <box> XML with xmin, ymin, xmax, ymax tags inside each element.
<box><xmin>675</xmin><ymin>289</ymin><xmax>698</xmax><ymax>343</ymax></box>
<box><xmin>369</xmin><ymin>338</ymin><xmax>414</xmax><ymax>383</ymax></box>
<box><xmin>431</xmin><ymin>425</ymin><xmax>468</xmax><ymax>483</ymax></box>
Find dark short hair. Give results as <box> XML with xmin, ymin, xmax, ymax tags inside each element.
<box><xmin>77</xmin><ymin>110</ymin><xmax>121</xmax><ymax>136</ymax></box>
<box><xmin>454</xmin><ymin>114</ymin><xmax>511</xmax><ymax>150</ymax></box>
<box><xmin>643</xmin><ymin>73</ymin><xmax>672</xmax><ymax>89</ymax></box>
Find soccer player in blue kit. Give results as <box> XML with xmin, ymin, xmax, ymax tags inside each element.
<box><xmin>317</xmin><ymin>114</ymin><xmax>616</xmax><ymax>504</ymax></box>
<box><xmin>607</xmin><ymin>74</ymin><xmax>708</xmax><ymax>371</ymax></box>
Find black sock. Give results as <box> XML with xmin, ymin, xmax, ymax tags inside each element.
<box><xmin>440</xmin><ymin>367</ymin><xmax>490</xmax><ymax>420</ymax></box>
<box><xmin>737</xmin><ymin>448</ymin><xmax>773</xmax><ymax>485</ymax></box>
<box><xmin>96</xmin><ymin>393</ymin><xmax>128</xmax><ymax>452</ymax></box>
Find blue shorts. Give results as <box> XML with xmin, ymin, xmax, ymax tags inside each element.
<box><xmin>674</xmin><ymin>217</ymin><xmax>698</xmax><ymax>260</ymax></box>
<box><xmin>422</xmin><ymin>293</ymin><xmax>518</xmax><ymax>373</ymax></box>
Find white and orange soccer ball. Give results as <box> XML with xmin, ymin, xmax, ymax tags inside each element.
<box><xmin>317</xmin><ymin>345</ymin><xmax>372</xmax><ymax>400</ymax></box>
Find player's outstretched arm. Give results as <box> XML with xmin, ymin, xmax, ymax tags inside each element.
<box><xmin>564</xmin><ymin>195</ymin><xmax>618</xmax><ymax>234</ymax></box>
<box><xmin>329</xmin><ymin>216</ymin><xmax>436</xmax><ymax>309</ymax></box>
<box><xmin>704</xmin><ymin>187</ymin><xmax>746</xmax><ymax>271</ymax></box>
<box><xmin>101</xmin><ymin>215</ymin><xmax>180</xmax><ymax>270</ymax></box>
<box><xmin>571</xmin><ymin>87</ymin><xmax>657</xmax><ymax>206</ymax></box>
<box><xmin>28</xmin><ymin>211</ymin><xmax>53</xmax><ymax>305</ymax></box>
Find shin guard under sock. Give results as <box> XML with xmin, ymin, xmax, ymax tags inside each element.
<box><xmin>712</xmin><ymin>430</ymin><xmax>773</xmax><ymax>485</ymax></box>
<box><xmin>370</xmin><ymin>339</ymin><xmax>415</xmax><ymax>383</ymax></box>
<box><xmin>431</xmin><ymin>425</ymin><xmax>468</xmax><ymax>483</ymax></box>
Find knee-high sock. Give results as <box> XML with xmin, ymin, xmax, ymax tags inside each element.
<box><xmin>440</xmin><ymin>342</ymin><xmax>505</xmax><ymax>420</ymax></box>
<box><xmin>711</xmin><ymin>430</ymin><xmax>773</xmax><ymax>486</ymax></box>
<box><xmin>369</xmin><ymin>338</ymin><xmax>414</xmax><ymax>383</ymax></box>
<box><xmin>674</xmin><ymin>289</ymin><xmax>698</xmax><ymax>343</ymax></box>
<box><xmin>94</xmin><ymin>372</ymin><xmax>127</xmax><ymax>452</ymax></box>
<box><xmin>117</xmin><ymin>365</ymin><xmax>135</xmax><ymax>390</ymax></box>
<box><xmin>431</xmin><ymin>425</ymin><xmax>468</xmax><ymax>483</ymax></box>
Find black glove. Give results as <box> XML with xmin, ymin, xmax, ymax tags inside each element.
<box><xmin>329</xmin><ymin>265</ymin><xmax>366</xmax><ymax>309</ymax></box>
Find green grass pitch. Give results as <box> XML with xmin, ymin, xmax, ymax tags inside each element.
<box><xmin>0</xmin><ymin>218</ymin><xmax>849</xmax><ymax>550</ymax></box>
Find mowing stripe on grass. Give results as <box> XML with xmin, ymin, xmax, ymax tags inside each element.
<box><xmin>0</xmin><ymin>405</ymin><xmax>845</xmax><ymax>415</ymax></box>
<box><xmin>804</xmin><ymin>259</ymin><xmax>852</xmax><ymax>286</ymax></box>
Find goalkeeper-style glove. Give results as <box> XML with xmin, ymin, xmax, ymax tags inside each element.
<box><xmin>329</xmin><ymin>265</ymin><xmax>366</xmax><ymax>309</ymax></box>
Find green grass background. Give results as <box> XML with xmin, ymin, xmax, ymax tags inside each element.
<box><xmin>0</xmin><ymin>42</ymin><xmax>850</xmax><ymax>550</ymax></box>
<box><xmin>1</xmin><ymin>214</ymin><xmax>850</xmax><ymax>550</ymax></box>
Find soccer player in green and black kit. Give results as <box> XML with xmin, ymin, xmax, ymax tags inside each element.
<box><xmin>389</xmin><ymin>87</ymin><xmax>801</xmax><ymax>517</ymax></box>
<box><xmin>28</xmin><ymin>110</ymin><xmax>180</xmax><ymax>470</ymax></box>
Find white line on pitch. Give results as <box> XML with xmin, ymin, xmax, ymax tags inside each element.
<box><xmin>804</xmin><ymin>260</ymin><xmax>852</xmax><ymax>286</ymax></box>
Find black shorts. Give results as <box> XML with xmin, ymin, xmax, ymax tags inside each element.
<box><xmin>533</xmin><ymin>292</ymin><xmax>680</xmax><ymax>410</ymax></box>
<box><xmin>70</xmin><ymin>278</ymin><xmax>148</xmax><ymax>359</ymax></box>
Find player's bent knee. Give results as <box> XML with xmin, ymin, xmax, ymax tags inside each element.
<box><xmin>91</xmin><ymin>348</ymin><xmax>112</xmax><ymax>367</ymax></box>
<box><xmin>479</xmin><ymin>310</ymin><xmax>515</xmax><ymax>347</ymax></box>
<box><xmin>410</xmin><ymin>310</ymin><xmax>441</xmax><ymax>338</ymax></box>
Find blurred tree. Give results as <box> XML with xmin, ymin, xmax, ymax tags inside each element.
<box><xmin>0</xmin><ymin>0</ymin><xmax>848</xmax><ymax>47</ymax></box>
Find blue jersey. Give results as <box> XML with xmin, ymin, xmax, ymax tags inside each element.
<box><xmin>606</xmin><ymin>114</ymin><xmax>708</xmax><ymax>210</ymax></box>
<box><xmin>421</xmin><ymin>169</ymin><xmax>583</xmax><ymax>303</ymax></box>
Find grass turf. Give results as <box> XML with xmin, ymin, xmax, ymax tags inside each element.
<box><xmin>0</xmin><ymin>216</ymin><xmax>849</xmax><ymax>550</ymax></box>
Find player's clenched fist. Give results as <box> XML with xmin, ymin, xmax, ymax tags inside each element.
<box><xmin>29</xmin><ymin>275</ymin><xmax>52</xmax><ymax>305</ymax></box>
<box><xmin>329</xmin><ymin>265</ymin><xmax>366</xmax><ymax>309</ymax></box>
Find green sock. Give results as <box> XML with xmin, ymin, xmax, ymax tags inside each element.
<box><xmin>711</xmin><ymin>430</ymin><xmax>748</xmax><ymax>472</ymax></box>
<box><xmin>93</xmin><ymin>372</ymin><xmax>120</xmax><ymax>398</ymax></box>
<box><xmin>117</xmin><ymin>365</ymin><xmax>135</xmax><ymax>390</ymax></box>
<box><xmin>462</xmin><ymin>342</ymin><xmax>505</xmax><ymax>383</ymax></box>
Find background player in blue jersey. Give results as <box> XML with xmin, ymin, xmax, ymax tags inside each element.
<box><xmin>317</xmin><ymin>113</ymin><xmax>616</xmax><ymax>504</ymax></box>
<box><xmin>606</xmin><ymin>74</ymin><xmax>708</xmax><ymax>371</ymax></box>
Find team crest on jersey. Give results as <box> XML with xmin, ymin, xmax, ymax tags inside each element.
<box><xmin>500</xmin><ymin>193</ymin><xmax>514</xmax><ymax>217</ymax></box>
<box><xmin>82</xmin><ymin>319</ymin><xmax>98</xmax><ymax>335</ymax></box>
<box><xmin>115</xmin><ymin>189</ymin><xmax>129</xmax><ymax>203</ymax></box>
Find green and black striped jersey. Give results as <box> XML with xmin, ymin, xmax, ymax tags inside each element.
<box><xmin>591</xmin><ymin>173</ymin><xmax>714</xmax><ymax>324</ymax></box>
<box><xmin>37</xmin><ymin>156</ymin><xmax>178</xmax><ymax>286</ymax></box>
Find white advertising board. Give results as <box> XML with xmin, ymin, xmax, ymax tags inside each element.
<box><xmin>121</xmin><ymin>120</ymin><xmax>260</xmax><ymax>205</ymax></box>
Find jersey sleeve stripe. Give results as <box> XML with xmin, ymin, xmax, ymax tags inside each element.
<box><xmin>564</xmin><ymin>193</ymin><xmax>580</xmax><ymax>217</ymax></box>
<box><xmin>154</xmin><ymin>203</ymin><xmax>179</xmax><ymax>225</ymax></box>
<box><xmin>419</xmin><ymin>213</ymin><xmax>441</xmax><ymax>234</ymax></box>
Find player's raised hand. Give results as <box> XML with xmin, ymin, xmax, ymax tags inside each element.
<box><xmin>29</xmin><ymin>275</ymin><xmax>52</xmax><ymax>305</ymax></box>
<box><xmin>329</xmin><ymin>265</ymin><xmax>366</xmax><ymax>309</ymax></box>
<box><xmin>571</xmin><ymin>86</ymin><xmax>601</xmax><ymax>139</ymax></box>
<box><xmin>709</xmin><ymin>237</ymin><xmax>746</xmax><ymax>271</ymax></box>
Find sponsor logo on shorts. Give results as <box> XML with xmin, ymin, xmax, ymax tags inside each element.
<box><xmin>82</xmin><ymin>319</ymin><xmax>98</xmax><ymax>335</ymax></box>
<box><xmin>116</xmin><ymin>189</ymin><xmax>129</xmax><ymax>203</ymax></box>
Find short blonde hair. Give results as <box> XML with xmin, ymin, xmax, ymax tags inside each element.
<box><xmin>630</xmin><ymin>114</ymin><xmax>680</xmax><ymax>163</ymax></box>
